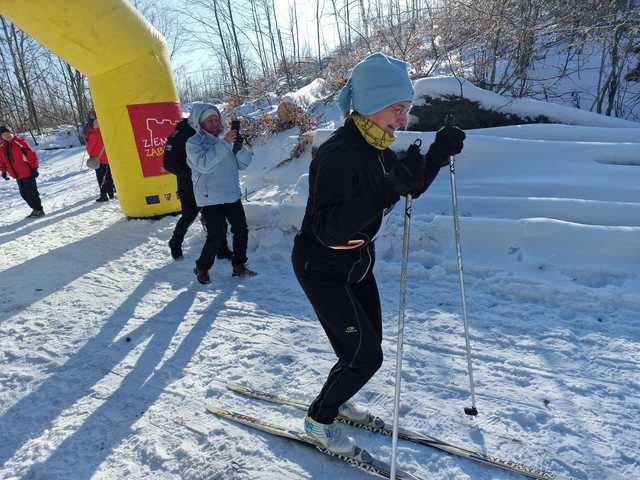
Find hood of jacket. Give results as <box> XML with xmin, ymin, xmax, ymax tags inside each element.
<box><xmin>188</xmin><ymin>102</ymin><xmax>222</xmax><ymax>133</ymax></box>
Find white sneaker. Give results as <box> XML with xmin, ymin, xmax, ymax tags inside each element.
<box><xmin>304</xmin><ymin>416</ymin><xmax>357</xmax><ymax>455</ymax></box>
<box><xmin>338</xmin><ymin>401</ymin><xmax>374</xmax><ymax>424</ymax></box>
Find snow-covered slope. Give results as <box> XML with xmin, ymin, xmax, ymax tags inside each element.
<box><xmin>1</xmin><ymin>106</ymin><xmax>639</xmax><ymax>480</ymax></box>
<box><xmin>412</xmin><ymin>76</ymin><xmax>640</xmax><ymax>128</ymax></box>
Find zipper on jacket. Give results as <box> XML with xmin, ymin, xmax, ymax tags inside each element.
<box><xmin>4</xmin><ymin>143</ymin><xmax>17</xmax><ymax>178</ymax></box>
<box><xmin>376</xmin><ymin>152</ymin><xmax>388</xmax><ymax>175</ymax></box>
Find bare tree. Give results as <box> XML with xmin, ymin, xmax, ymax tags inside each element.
<box><xmin>226</xmin><ymin>0</ymin><xmax>249</xmax><ymax>94</ymax></box>
<box><xmin>251</xmin><ymin>0</ymin><xmax>269</xmax><ymax>77</ymax></box>
<box><xmin>271</xmin><ymin>0</ymin><xmax>292</xmax><ymax>87</ymax></box>
<box><xmin>0</xmin><ymin>17</ymin><xmax>41</xmax><ymax>135</ymax></box>
<box><xmin>262</xmin><ymin>0</ymin><xmax>281</xmax><ymax>78</ymax></box>
<box><xmin>313</xmin><ymin>0</ymin><xmax>325</xmax><ymax>69</ymax></box>
<box><xmin>293</xmin><ymin>1</ymin><xmax>301</xmax><ymax>64</ymax></box>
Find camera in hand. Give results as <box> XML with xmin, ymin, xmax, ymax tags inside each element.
<box><xmin>231</xmin><ymin>120</ymin><xmax>243</xmax><ymax>153</ymax></box>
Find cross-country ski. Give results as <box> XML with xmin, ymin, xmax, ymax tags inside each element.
<box><xmin>225</xmin><ymin>382</ymin><xmax>568</xmax><ymax>480</ymax></box>
<box><xmin>209</xmin><ymin>407</ymin><xmax>425</xmax><ymax>480</ymax></box>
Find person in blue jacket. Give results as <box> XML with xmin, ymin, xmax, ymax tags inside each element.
<box><xmin>186</xmin><ymin>102</ymin><xmax>256</xmax><ymax>284</ymax></box>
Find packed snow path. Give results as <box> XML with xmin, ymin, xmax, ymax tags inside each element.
<box><xmin>1</xmin><ymin>123</ymin><xmax>639</xmax><ymax>479</ymax></box>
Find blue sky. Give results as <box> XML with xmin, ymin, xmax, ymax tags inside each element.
<box><xmin>162</xmin><ymin>0</ymin><xmax>340</xmax><ymax>77</ymax></box>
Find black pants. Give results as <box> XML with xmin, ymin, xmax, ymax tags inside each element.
<box><xmin>17</xmin><ymin>176</ymin><xmax>42</xmax><ymax>211</ymax></box>
<box><xmin>95</xmin><ymin>164</ymin><xmax>114</xmax><ymax>197</ymax></box>
<box><xmin>197</xmin><ymin>200</ymin><xmax>248</xmax><ymax>270</ymax></box>
<box><xmin>292</xmin><ymin>238</ymin><xmax>383</xmax><ymax>424</ymax></box>
<box><xmin>170</xmin><ymin>183</ymin><xmax>230</xmax><ymax>252</ymax></box>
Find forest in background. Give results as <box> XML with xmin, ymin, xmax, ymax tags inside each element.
<box><xmin>1</xmin><ymin>0</ymin><xmax>639</xmax><ymax>142</ymax></box>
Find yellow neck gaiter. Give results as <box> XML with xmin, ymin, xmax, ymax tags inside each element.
<box><xmin>352</xmin><ymin>113</ymin><xmax>396</xmax><ymax>150</ymax></box>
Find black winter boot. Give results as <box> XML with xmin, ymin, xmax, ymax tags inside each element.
<box><xmin>27</xmin><ymin>209</ymin><xmax>45</xmax><ymax>218</ymax></box>
<box><xmin>193</xmin><ymin>266</ymin><xmax>211</xmax><ymax>284</ymax></box>
<box><xmin>232</xmin><ymin>264</ymin><xmax>257</xmax><ymax>277</ymax></box>
<box><xmin>169</xmin><ymin>239</ymin><xmax>183</xmax><ymax>260</ymax></box>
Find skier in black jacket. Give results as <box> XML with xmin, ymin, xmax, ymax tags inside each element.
<box><xmin>164</xmin><ymin>114</ymin><xmax>232</xmax><ymax>261</ymax></box>
<box><xmin>292</xmin><ymin>52</ymin><xmax>465</xmax><ymax>455</ymax></box>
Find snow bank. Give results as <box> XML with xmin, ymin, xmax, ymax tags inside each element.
<box><xmin>467</xmin><ymin>124</ymin><xmax>640</xmax><ymax>143</ymax></box>
<box><xmin>282</xmin><ymin>78</ymin><xmax>330</xmax><ymax>110</ymax></box>
<box><xmin>412</xmin><ymin>76</ymin><xmax>640</xmax><ymax>128</ymax></box>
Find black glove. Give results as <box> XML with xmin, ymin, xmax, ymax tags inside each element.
<box><xmin>387</xmin><ymin>143</ymin><xmax>425</xmax><ymax>196</ymax></box>
<box><xmin>32</xmin><ymin>168</ymin><xmax>39</xmax><ymax>178</ymax></box>
<box><xmin>429</xmin><ymin>126</ymin><xmax>466</xmax><ymax>167</ymax></box>
<box><xmin>232</xmin><ymin>134</ymin><xmax>244</xmax><ymax>153</ymax></box>
<box><xmin>1</xmin><ymin>171</ymin><xmax>8</xmax><ymax>180</ymax></box>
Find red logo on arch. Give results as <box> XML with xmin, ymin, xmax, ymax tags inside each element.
<box><xmin>128</xmin><ymin>102</ymin><xmax>182</xmax><ymax>177</ymax></box>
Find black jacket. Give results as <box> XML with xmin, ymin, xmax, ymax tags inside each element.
<box><xmin>163</xmin><ymin>118</ymin><xmax>195</xmax><ymax>193</ymax></box>
<box><xmin>295</xmin><ymin>117</ymin><xmax>441</xmax><ymax>283</ymax></box>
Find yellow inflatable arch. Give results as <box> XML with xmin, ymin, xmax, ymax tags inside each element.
<box><xmin>0</xmin><ymin>0</ymin><xmax>181</xmax><ymax>217</ymax></box>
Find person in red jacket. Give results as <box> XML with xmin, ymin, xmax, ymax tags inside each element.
<box><xmin>86</xmin><ymin>119</ymin><xmax>115</xmax><ymax>202</ymax></box>
<box><xmin>0</xmin><ymin>125</ymin><xmax>44</xmax><ymax>218</ymax></box>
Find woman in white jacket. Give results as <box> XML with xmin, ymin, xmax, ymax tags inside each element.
<box><xmin>186</xmin><ymin>102</ymin><xmax>256</xmax><ymax>284</ymax></box>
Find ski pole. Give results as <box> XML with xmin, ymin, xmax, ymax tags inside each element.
<box><xmin>448</xmin><ymin>147</ymin><xmax>478</xmax><ymax>417</ymax></box>
<box><xmin>390</xmin><ymin>192</ymin><xmax>413</xmax><ymax>480</ymax></box>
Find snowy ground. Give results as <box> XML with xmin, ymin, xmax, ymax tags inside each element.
<box><xmin>1</xmin><ymin>112</ymin><xmax>639</xmax><ymax>480</ymax></box>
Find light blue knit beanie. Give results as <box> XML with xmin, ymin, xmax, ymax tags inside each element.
<box><xmin>337</xmin><ymin>52</ymin><xmax>414</xmax><ymax>116</ymax></box>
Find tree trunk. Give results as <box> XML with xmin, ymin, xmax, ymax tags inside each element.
<box><xmin>294</xmin><ymin>1</ymin><xmax>301</xmax><ymax>64</ymax></box>
<box><xmin>226</xmin><ymin>0</ymin><xmax>248</xmax><ymax>95</ymax></box>
<box><xmin>358</xmin><ymin>0</ymin><xmax>368</xmax><ymax>37</ymax></box>
<box><xmin>331</xmin><ymin>0</ymin><xmax>343</xmax><ymax>51</ymax></box>
<box><xmin>315</xmin><ymin>0</ymin><xmax>322</xmax><ymax>70</ymax></box>
<box><xmin>263</xmin><ymin>1</ymin><xmax>280</xmax><ymax>76</ymax></box>
<box><xmin>271</xmin><ymin>0</ymin><xmax>291</xmax><ymax>88</ymax></box>
<box><xmin>606</xmin><ymin>25</ymin><xmax>624</xmax><ymax>116</ymax></box>
<box><xmin>250</xmin><ymin>0</ymin><xmax>268</xmax><ymax>78</ymax></box>
<box><xmin>211</xmin><ymin>0</ymin><xmax>238</xmax><ymax>96</ymax></box>
<box><xmin>288</xmin><ymin>5</ymin><xmax>297</xmax><ymax>72</ymax></box>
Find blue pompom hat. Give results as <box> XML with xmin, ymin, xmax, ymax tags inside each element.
<box><xmin>337</xmin><ymin>52</ymin><xmax>414</xmax><ymax>116</ymax></box>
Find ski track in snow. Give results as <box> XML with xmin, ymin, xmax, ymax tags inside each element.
<box><xmin>1</xmin><ymin>126</ymin><xmax>639</xmax><ymax>480</ymax></box>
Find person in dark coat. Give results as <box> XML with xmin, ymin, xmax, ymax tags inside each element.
<box><xmin>292</xmin><ymin>52</ymin><xmax>466</xmax><ymax>455</ymax></box>
<box><xmin>0</xmin><ymin>125</ymin><xmax>44</xmax><ymax>218</ymax></box>
<box><xmin>164</xmin><ymin>112</ymin><xmax>233</xmax><ymax>261</ymax></box>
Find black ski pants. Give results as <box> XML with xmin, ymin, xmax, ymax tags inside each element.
<box><xmin>171</xmin><ymin>181</ymin><xmax>229</xmax><ymax>251</ymax></box>
<box><xmin>197</xmin><ymin>200</ymin><xmax>248</xmax><ymax>270</ymax></box>
<box><xmin>95</xmin><ymin>164</ymin><xmax>114</xmax><ymax>197</ymax></box>
<box><xmin>292</xmin><ymin>238</ymin><xmax>383</xmax><ymax>424</ymax></box>
<box><xmin>172</xmin><ymin>182</ymin><xmax>200</xmax><ymax>245</ymax></box>
<box><xmin>17</xmin><ymin>176</ymin><xmax>42</xmax><ymax>211</ymax></box>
